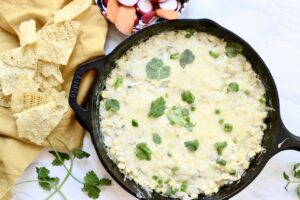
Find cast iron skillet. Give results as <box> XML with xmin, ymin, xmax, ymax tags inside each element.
<box><xmin>69</xmin><ymin>19</ymin><xmax>300</xmax><ymax>200</ymax></box>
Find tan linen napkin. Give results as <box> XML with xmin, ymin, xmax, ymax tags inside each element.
<box><xmin>0</xmin><ymin>0</ymin><xmax>108</xmax><ymax>198</ymax></box>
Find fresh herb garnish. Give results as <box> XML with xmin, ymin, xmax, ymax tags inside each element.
<box><xmin>113</xmin><ymin>76</ymin><xmax>123</xmax><ymax>89</ymax></box>
<box><xmin>135</xmin><ymin>143</ymin><xmax>152</xmax><ymax>161</ymax></box>
<box><xmin>167</xmin><ymin>107</ymin><xmax>195</xmax><ymax>132</ymax></box>
<box><xmin>184</xmin><ymin>140</ymin><xmax>199</xmax><ymax>152</ymax></box>
<box><xmin>132</xmin><ymin>119</ymin><xmax>139</xmax><ymax>127</ymax></box>
<box><xmin>191</xmin><ymin>105</ymin><xmax>196</xmax><ymax>111</ymax></box>
<box><xmin>229</xmin><ymin>169</ymin><xmax>237</xmax><ymax>176</ymax></box>
<box><xmin>225</xmin><ymin>41</ymin><xmax>243</xmax><ymax>58</ymax></box>
<box><xmin>105</xmin><ymin>99</ymin><xmax>120</xmax><ymax>112</ymax></box>
<box><xmin>224</xmin><ymin>123</ymin><xmax>233</xmax><ymax>133</ymax></box>
<box><xmin>167</xmin><ymin>152</ymin><xmax>172</xmax><ymax>157</ymax></box>
<box><xmin>82</xmin><ymin>171</ymin><xmax>112</xmax><ymax>199</ymax></box>
<box><xmin>164</xmin><ymin>188</ymin><xmax>173</xmax><ymax>196</ymax></box>
<box><xmin>227</xmin><ymin>82</ymin><xmax>239</xmax><ymax>92</ymax></box>
<box><xmin>180</xmin><ymin>49</ymin><xmax>195</xmax><ymax>68</ymax></box>
<box><xmin>171</xmin><ymin>167</ymin><xmax>178</xmax><ymax>174</ymax></box>
<box><xmin>146</xmin><ymin>57</ymin><xmax>170</xmax><ymax>80</ymax></box>
<box><xmin>181</xmin><ymin>90</ymin><xmax>195</xmax><ymax>104</ymax></box>
<box><xmin>170</xmin><ymin>53</ymin><xmax>180</xmax><ymax>59</ymax></box>
<box><xmin>36</xmin><ymin>167</ymin><xmax>60</xmax><ymax>191</ymax></box>
<box><xmin>216</xmin><ymin>158</ymin><xmax>227</xmax><ymax>166</ymax></box>
<box><xmin>215</xmin><ymin>141</ymin><xmax>228</xmax><ymax>155</ymax></box>
<box><xmin>180</xmin><ymin>181</ymin><xmax>188</xmax><ymax>192</ymax></box>
<box><xmin>219</xmin><ymin>119</ymin><xmax>224</xmax><ymax>125</ymax></box>
<box><xmin>215</xmin><ymin>109</ymin><xmax>221</xmax><ymax>114</ymax></box>
<box><xmin>283</xmin><ymin>163</ymin><xmax>300</xmax><ymax>198</ymax></box>
<box><xmin>73</xmin><ymin>149</ymin><xmax>90</xmax><ymax>159</ymax></box>
<box><xmin>244</xmin><ymin>90</ymin><xmax>251</xmax><ymax>96</ymax></box>
<box><xmin>49</xmin><ymin>151</ymin><xmax>70</xmax><ymax>166</ymax></box>
<box><xmin>185</xmin><ymin>28</ymin><xmax>196</xmax><ymax>38</ymax></box>
<box><xmin>148</xmin><ymin>97</ymin><xmax>166</xmax><ymax>118</ymax></box>
<box><xmin>152</xmin><ymin>133</ymin><xmax>162</xmax><ymax>144</ymax></box>
<box><xmin>209</xmin><ymin>50</ymin><xmax>220</xmax><ymax>58</ymax></box>
<box><xmin>259</xmin><ymin>98</ymin><xmax>266</xmax><ymax>104</ymax></box>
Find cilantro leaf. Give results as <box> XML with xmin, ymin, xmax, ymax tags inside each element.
<box><xmin>36</xmin><ymin>167</ymin><xmax>59</xmax><ymax>191</ymax></box>
<box><xmin>113</xmin><ymin>76</ymin><xmax>123</xmax><ymax>89</ymax></box>
<box><xmin>216</xmin><ymin>158</ymin><xmax>227</xmax><ymax>166</ymax></box>
<box><xmin>146</xmin><ymin>58</ymin><xmax>170</xmax><ymax>80</ymax></box>
<box><xmin>82</xmin><ymin>171</ymin><xmax>101</xmax><ymax>199</ymax></box>
<box><xmin>180</xmin><ymin>181</ymin><xmax>188</xmax><ymax>192</ymax></box>
<box><xmin>184</xmin><ymin>140</ymin><xmax>199</xmax><ymax>152</ymax></box>
<box><xmin>105</xmin><ymin>99</ymin><xmax>120</xmax><ymax>112</ymax></box>
<box><xmin>49</xmin><ymin>151</ymin><xmax>70</xmax><ymax>166</ymax></box>
<box><xmin>152</xmin><ymin>133</ymin><xmax>162</xmax><ymax>144</ymax></box>
<box><xmin>181</xmin><ymin>90</ymin><xmax>195</xmax><ymax>104</ymax></box>
<box><xmin>167</xmin><ymin>107</ymin><xmax>195</xmax><ymax>132</ymax></box>
<box><xmin>297</xmin><ymin>184</ymin><xmax>300</xmax><ymax>198</ymax></box>
<box><xmin>215</xmin><ymin>141</ymin><xmax>228</xmax><ymax>155</ymax></box>
<box><xmin>294</xmin><ymin>163</ymin><xmax>300</xmax><ymax>178</ymax></box>
<box><xmin>180</xmin><ymin>49</ymin><xmax>195</xmax><ymax>68</ymax></box>
<box><xmin>131</xmin><ymin>119</ymin><xmax>139</xmax><ymax>127</ymax></box>
<box><xmin>185</xmin><ymin>28</ymin><xmax>196</xmax><ymax>38</ymax></box>
<box><xmin>224</xmin><ymin>123</ymin><xmax>233</xmax><ymax>133</ymax></box>
<box><xmin>170</xmin><ymin>53</ymin><xmax>180</xmax><ymax>59</ymax></box>
<box><xmin>99</xmin><ymin>178</ymin><xmax>112</xmax><ymax>186</ymax></box>
<box><xmin>171</xmin><ymin>167</ymin><xmax>178</xmax><ymax>174</ymax></box>
<box><xmin>73</xmin><ymin>149</ymin><xmax>90</xmax><ymax>159</ymax></box>
<box><xmin>209</xmin><ymin>50</ymin><xmax>220</xmax><ymax>58</ymax></box>
<box><xmin>164</xmin><ymin>188</ymin><xmax>173</xmax><ymax>197</ymax></box>
<box><xmin>148</xmin><ymin>97</ymin><xmax>166</xmax><ymax>118</ymax></box>
<box><xmin>283</xmin><ymin>171</ymin><xmax>290</xmax><ymax>181</ymax></box>
<box><xmin>135</xmin><ymin>143</ymin><xmax>152</xmax><ymax>161</ymax></box>
<box><xmin>225</xmin><ymin>41</ymin><xmax>243</xmax><ymax>58</ymax></box>
<box><xmin>229</xmin><ymin>169</ymin><xmax>237</xmax><ymax>176</ymax></box>
<box><xmin>227</xmin><ymin>82</ymin><xmax>239</xmax><ymax>92</ymax></box>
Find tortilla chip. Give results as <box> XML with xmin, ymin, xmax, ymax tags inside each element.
<box><xmin>14</xmin><ymin>99</ymin><xmax>68</xmax><ymax>145</ymax></box>
<box><xmin>10</xmin><ymin>76</ymin><xmax>40</xmax><ymax>113</ymax></box>
<box><xmin>0</xmin><ymin>60</ymin><xmax>36</xmax><ymax>95</ymax></box>
<box><xmin>34</xmin><ymin>21</ymin><xmax>80</xmax><ymax>65</ymax></box>
<box><xmin>38</xmin><ymin>61</ymin><xmax>63</xmax><ymax>84</ymax></box>
<box><xmin>19</xmin><ymin>19</ymin><xmax>37</xmax><ymax>47</ymax></box>
<box><xmin>54</xmin><ymin>0</ymin><xmax>93</xmax><ymax>23</ymax></box>
<box><xmin>0</xmin><ymin>46</ymin><xmax>37</xmax><ymax>68</ymax></box>
<box><xmin>0</xmin><ymin>86</ymin><xmax>10</xmax><ymax>108</ymax></box>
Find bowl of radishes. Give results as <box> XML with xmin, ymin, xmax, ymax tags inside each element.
<box><xmin>96</xmin><ymin>0</ymin><xmax>189</xmax><ymax>35</ymax></box>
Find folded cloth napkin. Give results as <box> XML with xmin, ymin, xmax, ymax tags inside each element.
<box><xmin>0</xmin><ymin>0</ymin><xmax>108</xmax><ymax>199</ymax></box>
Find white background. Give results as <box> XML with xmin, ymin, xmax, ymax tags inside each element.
<box><xmin>13</xmin><ymin>0</ymin><xmax>300</xmax><ymax>199</ymax></box>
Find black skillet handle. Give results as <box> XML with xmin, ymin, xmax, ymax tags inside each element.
<box><xmin>69</xmin><ymin>57</ymin><xmax>106</xmax><ymax>133</ymax></box>
<box><xmin>272</xmin><ymin>120</ymin><xmax>300</xmax><ymax>154</ymax></box>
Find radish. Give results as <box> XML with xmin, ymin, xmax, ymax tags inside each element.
<box><xmin>150</xmin><ymin>0</ymin><xmax>167</xmax><ymax>3</ymax></box>
<box><xmin>159</xmin><ymin>0</ymin><xmax>178</xmax><ymax>10</ymax></box>
<box><xmin>141</xmin><ymin>10</ymin><xmax>156</xmax><ymax>24</ymax></box>
<box><xmin>103</xmin><ymin>0</ymin><xmax>109</xmax><ymax>5</ymax></box>
<box><xmin>118</xmin><ymin>0</ymin><xmax>138</xmax><ymax>6</ymax></box>
<box><xmin>137</xmin><ymin>0</ymin><xmax>153</xmax><ymax>15</ymax></box>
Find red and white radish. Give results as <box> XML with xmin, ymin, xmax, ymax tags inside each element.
<box><xmin>118</xmin><ymin>0</ymin><xmax>138</xmax><ymax>6</ymax></box>
<box><xmin>103</xmin><ymin>0</ymin><xmax>110</xmax><ymax>6</ymax></box>
<box><xmin>141</xmin><ymin>10</ymin><xmax>156</xmax><ymax>24</ymax></box>
<box><xmin>159</xmin><ymin>0</ymin><xmax>178</xmax><ymax>10</ymax></box>
<box><xmin>150</xmin><ymin>0</ymin><xmax>167</xmax><ymax>3</ymax></box>
<box><xmin>137</xmin><ymin>0</ymin><xmax>153</xmax><ymax>15</ymax></box>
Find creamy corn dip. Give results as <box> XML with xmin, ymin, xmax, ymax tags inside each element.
<box><xmin>99</xmin><ymin>30</ymin><xmax>268</xmax><ymax>200</ymax></box>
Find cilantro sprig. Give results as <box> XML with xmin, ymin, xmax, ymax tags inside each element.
<box><xmin>14</xmin><ymin>138</ymin><xmax>111</xmax><ymax>200</ymax></box>
<box><xmin>180</xmin><ymin>49</ymin><xmax>195</xmax><ymax>68</ymax></box>
<box><xmin>283</xmin><ymin>163</ymin><xmax>300</xmax><ymax>199</ymax></box>
<box><xmin>167</xmin><ymin>107</ymin><xmax>195</xmax><ymax>132</ymax></box>
<box><xmin>82</xmin><ymin>171</ymin><xmax>112</xmax><ymax>199</ymax></box>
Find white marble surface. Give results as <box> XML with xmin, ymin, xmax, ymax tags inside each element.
<box><xmin>13</xmin><ymin>0</ymin><xmax>300</xmax><ymax>199</ymax></box>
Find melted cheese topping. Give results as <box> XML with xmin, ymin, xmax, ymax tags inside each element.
<box><xmin>99</xmin><ymin>30</ymin><xmax>268</xmax><ymax>200</ymax></box>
